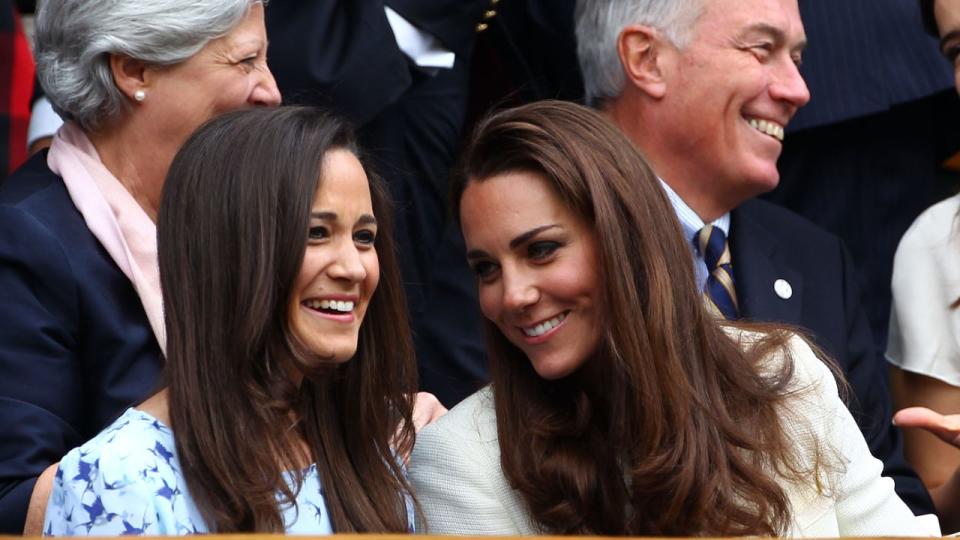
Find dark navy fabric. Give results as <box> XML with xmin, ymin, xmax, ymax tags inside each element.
<box><xmin>731</xmin><ymin>198</ymin><xmax>934</xmax><ymax>516</ymax></box>
<box><xmin>788</xmin><ymin>0</ymin><xmax>953</xmax><ymax>132</ymax></box>
<box><xmin>0</xmin><ymin>152</ymin><xmax>162</xmax><ymax>533</ymax></box>
<box><xmin>770</xmin><ymin>1</ymin><xmax>959</xmax><ymax>349</ymax></box>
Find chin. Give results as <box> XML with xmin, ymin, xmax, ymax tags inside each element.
<box><xmin>305</xmin><ymin>341</ymin><xmax>357</xmax><ymax>364</ymax></box>
<box><xmin>531</xmin><ymin>358</ymin><xmax>580</xmax><ymax>381</ymax></box>
<box><xmin>742</xmin><ymin>167</ymin><xmax>781</xmax><ymax>197</ymax></box>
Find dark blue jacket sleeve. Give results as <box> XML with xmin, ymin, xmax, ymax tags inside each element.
<box><xmin>0</xmin><ymin>206</ymin><xmax>82</xmax><ymax>533</ymax></box>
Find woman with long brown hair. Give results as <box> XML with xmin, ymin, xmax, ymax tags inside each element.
<box><xmin>408</xmin><ymin>100</ymin><xmax>940</xmax><ymax>536</ymax></box>
<box><xmin>43</xmin><ymin>106</ymin><xmax>420</xmax><ymax>534</ymax></box>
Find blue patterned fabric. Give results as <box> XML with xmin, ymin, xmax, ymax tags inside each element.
<box><xmin>42</xmin><ymin>408</ymin><xmax>335</xmax><ymax>535</ymax></box>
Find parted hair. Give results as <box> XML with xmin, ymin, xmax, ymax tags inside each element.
<box><xmin>34</xmin><ymin>0</ymin><xmax>262</xmax><ymax>132</ymax></box>
<box><xmin>158</xmin><ymin>106</ymin><xmax>417</xmax><ymax>532</ymax></box>
<box><xmin>452</xmin><ymin>100</ymin><xmax>824</xmax><ymax>536</ymax></box>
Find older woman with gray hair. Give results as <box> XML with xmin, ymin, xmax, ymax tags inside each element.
<box><xmin>0</xmin><ymin>0</ymin><xmax>279</xmax><ymax>533</ymax></box>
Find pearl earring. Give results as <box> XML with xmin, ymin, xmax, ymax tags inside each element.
<box><xmin>134</xmin><ymin>90</ymin><xmax>146</xmax><ymax>102</ymax></box>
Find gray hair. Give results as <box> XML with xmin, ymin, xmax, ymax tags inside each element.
<box><xmin>34</xmin><ymin>0</ymin><xmax>263</xmax><ymax>132</ymax></box>
<box><xmin>575</xmin><ymin>0</ymin><xmax>705</xmax><ymax>106</ymax></box>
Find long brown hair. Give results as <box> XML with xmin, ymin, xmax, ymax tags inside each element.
<box><xmin>158</xmin><ymin>106</ymin><xmax>417</xmax><ymax>532</ymax></box>
<box><xmin>453</xmin><ymin>100</ymin><xmax>825</xmax><ymax>536</ymax></box>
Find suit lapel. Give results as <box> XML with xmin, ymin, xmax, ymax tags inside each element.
<box><xmin>729</xmin><ymin>205</ymin><xmax>804</xmax><ymax>325</ymax></box>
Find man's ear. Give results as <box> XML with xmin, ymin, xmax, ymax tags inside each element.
<box><xmin>617</xmin><ymin>24</ymin><xmax>669</xmax><ymax>99</ymax></box>
<box><xmin>109</xmin><ymin>54</ymin><xmax>148</xmax><ymax>102</ymax></box>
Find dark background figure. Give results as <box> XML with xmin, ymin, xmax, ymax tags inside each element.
<box><xmin>265</xmin><ymin>0</ymin><xmax>494</xmax><ymax>406</ymax></box>
<box><xmin>466</xmin><ymin>0</ymin><xmax>582</xmax><ymax>121</ymax></box>
<box><xmin>0</xmin><ymin>0</ymin><xmax>34</xmax><ymax>179</ymax></box>
<box><xmin>767</xmin><ymin>0</ymin><xmax>960</xmax><ymax>349</ymax></box>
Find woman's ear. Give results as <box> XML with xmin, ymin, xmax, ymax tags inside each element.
<box><xmin>109</xmin><ymin>54</ymin><xmax>148</xmax><ymax>102</ymax></box>
<box><xmin>617</xmin><ymin>25</ymin><xmax>670</xmax><ymax>99</ymax></box>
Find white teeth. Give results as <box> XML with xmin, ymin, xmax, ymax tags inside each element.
<box><xmin>747</xmin><ymin>118</ymin><xmax>784</xmax><ymax>141</ymax></box>
<box><xmin>305</xmin><ymin>299</ymin><xmax>354</xmax><ymax>312</ymax></box>
<box><xmin>522</xmin><ymin>313</ymin><xmax>567</xmax><ymax>337</ymax></box>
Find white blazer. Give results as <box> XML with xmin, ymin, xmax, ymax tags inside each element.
<box><xmin>409</xmin><ymin>334</ymin><xmax>941</xmax><ymax>536</ymax></box>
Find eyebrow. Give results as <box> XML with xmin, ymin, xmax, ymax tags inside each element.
<box><xmin>740</xmin><ymin>23</ymin><xmax>807</xmax><ymax>53</ymax></box>
<box><xmin>311</xmin><ymin>212</ymin><xmax>378</xmax><ymax>226</ymax></box>
<box><xmin>465</xmin><ymin>224</ymin><xmax>561</xmax><ymax>260</ymax></box>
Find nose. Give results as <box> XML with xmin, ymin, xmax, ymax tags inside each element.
<box><xmin>250</xmin><ymin>65</ymin><xmax>282</xmax><ymax>107</ymax></box>
<box><xmin>328</xmin><ymin>242</ymin><xmax>367</xmax><ymax>283</ymax></box>
<box><xmin>770</xmin><ymin>59</ymin><xmax>810</xmax><ymax>110</ymax></box>
<box><xmin>500</xmin><ymin>267</ymin><xmax>539</xmax><ymax>313</ymax></box>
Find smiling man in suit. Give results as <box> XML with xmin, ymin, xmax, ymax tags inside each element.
<box><xmin>575</xmin><ymin>0</ymin><xmax>934</xmax><ymax>515</ymax></box>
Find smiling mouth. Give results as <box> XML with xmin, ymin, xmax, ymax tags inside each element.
<box><xmin>303</xmin><ymin>299</ymin><xmax>355</xmax><ymax>315</ymax></box>
<box><xmin>521</xmin><ymin>312</ymin><xmax>568</xmax><ymax>338</ymax></box>
<box><xmin>746</xmin><ymin>117</ymin><xmax>785</xmax><ymax>141</ymax></box>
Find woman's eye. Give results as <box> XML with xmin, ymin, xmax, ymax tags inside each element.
<box><xmin>237</xmin><ymin>56</ymin><xmax>258</xmax><ymax>70</ymax></box>
<box><xmin>528</xmin><ymin>241</ymin><xmax>560</xmax><ymax>260</ymax></box>
<box><xmin>948</xmin><ymin>46</ymin><xmax>960</xmax><ymax>64</ymax></box>
<box><xmin>470</xmin><ymin>260</ymin><xmax>499</xmax><ymax>281</ymax></box>
<box><xmin>308</xmin><ymin>226</ymin><xmax>329</xmax><ymax>240</ymax></box>
<box><xmin>354</xmin><ymin>229</ymin><xmax>376</xmax><ymax>245</ymax></box>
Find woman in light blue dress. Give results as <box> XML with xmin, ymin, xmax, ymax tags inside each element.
<box><xmin>43</xmin><ymin>106</ymin><xmax>420</xmax><ymax>534</ymax></box>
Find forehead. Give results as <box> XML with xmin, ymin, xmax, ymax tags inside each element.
<box><xmin>935</xmin><ymin>0</ymin><xmax>960</xmax><ymax>31</ymax></box>
<box><xmin>315</xmin><ymin>149</ymin><xmax>372</xmax><ymax>211</ymax></box>
<box><xmin>460</xmin><ymin>171</ymin><xmax>572</xmax><ymax>239</ymax></box>
<box><xmin>206</xmin><ymin>4</ymin><xmax>265</xmax><ymax>51</ymax></box>
<box><xmin>693</xmin><ymin>0</ymin><xmax>805</xmax><ymax>45</ymax></box>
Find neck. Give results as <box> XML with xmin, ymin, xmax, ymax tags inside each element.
<box><xmin>137</xmin><ymin>389</ymin><xmax>170</xmax><ymax>426</ymax></box>
<box><xmin>88</xmin><ymin>120</ymin><xmax>171</xmax><ymax>222</ymax></box>
<box><xmin>603</xmin><ymin>98</ymin><xmax>735</xmax><ymax>223</ymax></box>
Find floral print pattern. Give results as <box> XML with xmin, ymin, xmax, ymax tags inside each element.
<box><xmin>43</xmin><ymin>408</ymin><xmax>334</xmax><ymax>535</ymax></box>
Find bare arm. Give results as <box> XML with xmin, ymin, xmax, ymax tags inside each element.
<box><xmin>891</xmin><ymin>367</ymin><xmax>960</xmax><ymax>490</ymax></box>
<box><xmin>22</xmin><ymin>464</ymin><xmax>59</xmax><ymax>535</ymax></box>
<box><xmin>893</xmin><ymin>380</ymin><xmax>960</xmax><ymax>532</ymax></box>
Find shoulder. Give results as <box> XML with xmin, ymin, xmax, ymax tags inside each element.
<box><xmin>896</xmin><ymin>194</ymin><xmax>960</xmax><ymax>253</ymax></box>
<box><xmin>46</xmin><ymin>410</ymin><xmax>197</xmax><ymax>535</ymax></box>
<box><xmin>413</xmin><ymin>386</ymin><xmax>498</xmax><ymax>460</ymax></box>
<box><xmin>0</xmin><ymin>151</ymin><xmax>70</xmax><ymax>210</ymax></box>
<box><xmin>735</xmin><ymin>199</ymin><xmax>841</xmax><ymax>245</ymax></box>
<box><xmin>728</xmin><ymin>327</ymin><xmax>833</xmax><ymax>381</ymax></box>
<box><xmin>0</xmin><ymin>152</ymin><xmax>87</xmax><ymax>271</ymax></box>
<box><xmin>410</xmin><ymin>387</ymin><xmax>536</xmax><ymax>535</ymax></box>
<box><xmin>55</xmin><ymin>409</ymin><xmax>179</xmax><ymax>496</ymax></box>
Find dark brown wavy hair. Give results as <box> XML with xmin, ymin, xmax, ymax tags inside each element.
<box><xmin>452</xmin><ymin>100</ymin><xmax>827</xmax><ymax>536</ymax></box>
<box><xmin>158</xmin><ymin>106</ymin><xmax>417</xmax><ymax>532</ymax></box>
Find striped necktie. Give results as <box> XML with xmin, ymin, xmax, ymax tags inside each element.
<box><xmin>694</xmin><ymin>225</ymin><xmax>739</xmax><ymax>319</ymax></box>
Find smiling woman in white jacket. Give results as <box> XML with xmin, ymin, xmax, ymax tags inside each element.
<box><xmin>409</xmin><ymin>100</ymin><xmax>941</xmax><ymax>537</ymax></box>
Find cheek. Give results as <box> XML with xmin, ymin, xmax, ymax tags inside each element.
<box><xmin>205</xmin><ymin>74</ymin><xmax>254</xmax><ymax>112</ymax></box>
<box><xmin>363</xmin><ymin>252</ymin><xmax>380</xmax><ymax>299</ymax></box>
<box><xmin>295</xmin><ymin>253</ymin><xmax>319</xmax><ymax>294</ymax></box>
<box><xmin>551</xmin><ymin>261</ymin><xmax>599</xmax><ymax>302</ymax></box>
<box><xmin>476</xmin><ymin>284</ymin><xmax>502</xmax><ymax>322</ymax></box>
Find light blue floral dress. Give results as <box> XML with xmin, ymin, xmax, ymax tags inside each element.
<box><xmin>43</xmin><ymin>408</ymin><xmax>334</xmax><ymax>535</ymax></box>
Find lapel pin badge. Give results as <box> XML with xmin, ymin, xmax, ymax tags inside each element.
<box><xmin>774</xmin><ymin>278</ymin><xmax>793</xmax><ymax>300</ymax></box>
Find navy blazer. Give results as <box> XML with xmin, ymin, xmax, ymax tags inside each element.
<box><xmin>730</xmin><ymin>199</ymin><xmax>933</xmax><ymax>515</ymax></box>
<box><xmin>0</xmin><ymin>152</ymin><xmax>162</xmax><ymax>533</ymax></box>
<box><xmin>265</xmin><ymin>0</ymin><xmax>489</xmax><ymax>125</ymax></box>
